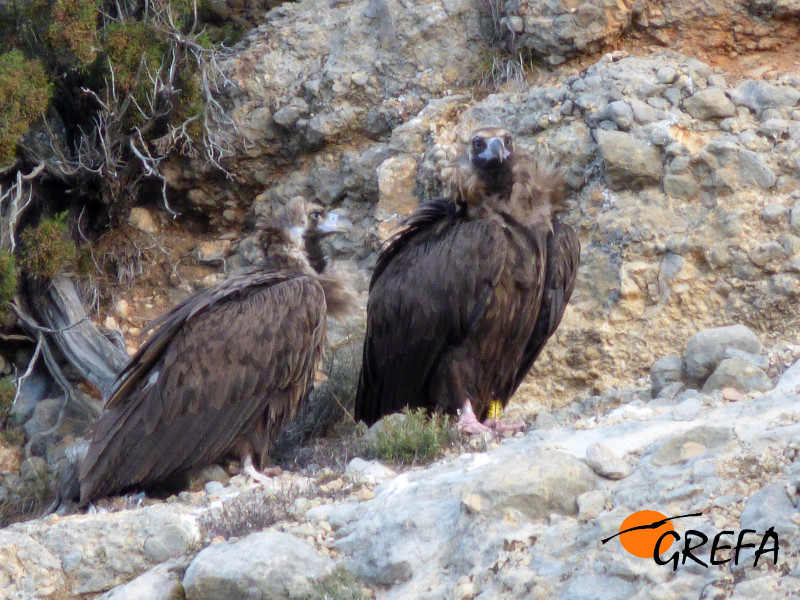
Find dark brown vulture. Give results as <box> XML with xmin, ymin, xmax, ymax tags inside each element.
<box><xmin>355</xmin><ymin>127</ymin><xmax>580</xmax><ymax>434</ymax></box>
<box><xmin>78</xmin><ymin>198</ymin><xmax>352</xmax><ymax>504</ymax></box>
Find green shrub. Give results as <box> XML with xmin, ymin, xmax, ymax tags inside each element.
<box><xmin>103</xmin><ymin>20</ymin><xmax>165</xmax><ymax>97</ymax></box>
<box><xmin>18</xmin><ymin>212</ymin><xmax>78</xmax><ymax>279</ymax></box>
<box><xmin>367</xmin><ymin>408</ymin><xmax>458</xmax><ymax>466</ymax></box>
<box><xmin>0</xmin><ymin>50</ymin><xmax>51</xmax><ymax>164</ymax></box>
<box><xmin>0</xmin><ymin>378</ymin><xmax>15</xmax><ymax>419</ymax></box>
<box><xmin>0</xmin><ymin>250</ymin><xmax>17</xmax><ymax>307</ymax></box>
<box><xmin>312</xmin><ymin>567</ymin><xmax>370</xmax><ymax>600</ymax></box>
<box><xmin>1</xmin><ymin>425</ymin><xmax>24</xmax><ymax>446</ymax></box>
<box><xmin>47</xmin><ymin>0</ymin><xmax>98</xmax><ymax>66</ymax></box>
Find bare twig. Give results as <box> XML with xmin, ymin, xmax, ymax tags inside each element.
<box><xmin>11</xmin><ymin>332</ymin><xmax>43</xmax><ymax>413</ymax></box>
<box><xmin>0</xmin><ymin>162</ymin><xmax>46</xmax><ymax>251</ymax></box>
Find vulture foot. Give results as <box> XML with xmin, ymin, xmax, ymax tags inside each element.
<box><xmin>456</xmin><ymin>401</ymin><xmax>492</xmax><ymax>435</ymax></box>
<box><xmin>241</xmin><ymin>454</ymin><xmax>282</xmax><ymax>484</ymax></box>
<box><xmin>483</xmin><ymin>418</ymin><xmax>526</xmax><ymax>434</ymax></box>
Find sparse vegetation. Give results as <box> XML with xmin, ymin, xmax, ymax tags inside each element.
<box><xmin>312</xmin><ymin>567</ymin><xmax>371</xmax><ymax>600</ymax></box>
<box><xmin>272</xmin><ymin>330</ymin><xmax>366</xmax><ymax>470</ymax></box>
<box><xmin>477</xmin><ymin>0</ymin><xmax>537</xmax><ymax>90</ymax></box>
<box><xmin>0</xmin><ymin>249</ymin><xmax>17</xmax><ymax>324</ymax></box>
<box><xmin>0</xmin><ymin>461</ymin><xmax>58</xmax><ymax>527</ymax></box>
<box><xmin>197</xmin><ymin>483</ymin><xmax>301</xmax><ymax>542</ymax></box>
<box><xmin>18</xmin><ymin>212</ymin><xmax>78</xmax><ymax>279</ymax></box>
<box><xmin>366</xmin><ymin>408</ymin><xmax>459</xmax><ymax>466</ymax></box>
<box><xmin>0</xmin><ymin>49</ymin><xmax>51</xmax><ymax>163</ymax></box>
<box><xmin>0</xmin><ymin>377</ymin><xmax>24</xmax><ymax>442</ymax></box>
<box><xmin>0</xmin><ymin>377</ymin><xmax>15</xmax><ymax>423</ymax></box>
<box><xmin>1</xmin><ymin>424</ymin><xmax>25</xmax><ymax>446</ymax></box>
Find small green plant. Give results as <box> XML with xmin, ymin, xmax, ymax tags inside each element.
<box><xmin>0</xmin><ymin>377</ymin><xmax>15</xmax><ymax>421</ymax></box>
<box><xmin>47</xmin><ymin>0</ymin><xmax>98</xmax><ymax>66</ymax></box>
<box><xmin>1</xmin><ymin>424</ymin><xmax>25</xmax><ymax>445</ymax></box>
<box><xmin>0</xmin><ymin>460</ymin><xmax>58</xmax><ymax>527</ymax></box>
<box><xmin>367</xmin><ymin>408</ymin><xmax>458</xmax><ymax>466</ymax></box>
<box><xmin>312</xmin><ymin>567</ymin><xmax>370</xmax><ymax>600</ymax></box>
<box><xmin>0</xmin><ymin>249</ymin><xmax>17</xmax><ymax>325</ymax></box>
<box><xmin>18</xmin><ymin>212</ymin><xmax>78</xmax><ymax>279</ymax></box>
<box><xmin>0</xmin><ymin>49</ymin><xmax>51</xmax><ymax>163</ymax></box>
<box><xmin>103</xmin><ymin>20</ymin><xmax>166</xmax><ymax>98</ymax></box>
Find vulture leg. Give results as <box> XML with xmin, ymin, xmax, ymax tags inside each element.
<box><xmin>240</xmin><ymin>454</ymin><xmax>282</xmax><ymax>484</ymax></box>
<box><xmin>456</xmin><ymin>401</ymin><xmax>492</xmax><ymax>435</ymax></box>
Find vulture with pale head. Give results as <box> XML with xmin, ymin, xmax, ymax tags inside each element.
<box><xmin>78</xmin><ymin>198</ymin><xmax>352</xmax><ymax>504</ymax></box>
<box><xmin>355</xmin><ymin>127</ymin><xmax>580</xmax><ymax>433</ymax></box>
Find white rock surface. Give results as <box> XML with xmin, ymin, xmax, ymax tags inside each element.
<box><xmin>182</xmin><ymin>531</ymin><xmax>333</xmax><ymax>600</ymax></box>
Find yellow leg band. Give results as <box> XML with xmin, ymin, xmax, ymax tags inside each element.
<box><xmin>487</xmin><ymin>400</ymin><xmax>503</xmax><ymax>419</ymax></box>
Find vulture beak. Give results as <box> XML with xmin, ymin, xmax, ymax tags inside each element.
<box><xmin>480</xmin><ymin>137</ymin><xmax>511</xmax><ymax>164</ymax></box>
<box><xmin>317</xmin><ymin>211</ymin><xmax>353</xmax><ymax>237</ymax></box>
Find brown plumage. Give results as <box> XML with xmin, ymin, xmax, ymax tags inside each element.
<box><xmin>78</xmin><ymin>198</ymin><xmax>352</xmax><ymax>504</ymax></box>
<box><xmin>355</xmin><ymin>127</ymin><xmax>580</xmax><ymax>433</ymax></box>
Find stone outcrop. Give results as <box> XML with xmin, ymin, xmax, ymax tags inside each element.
<box><xmin>4</xmin><ymin>359</ymin><xmax>800</xmax><ymax>598</ymax></box>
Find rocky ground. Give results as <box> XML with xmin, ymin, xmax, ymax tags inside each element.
<box><xmin>4</xmin><ymin>326</ymin><xmax>800</xmax><ymax>599</ymax></box>
<box><xmin>3</xmin><ymin>0</ymin><xmax>800</xmax><ymax>597</ymax></box>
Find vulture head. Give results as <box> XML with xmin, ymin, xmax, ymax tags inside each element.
<box><xmin>446</xmin><ymin>126</ymin><xmax>517</xmax><ymax>208</ymax></box>
<box><xmin>468</xmin><ymin>126</ymin><xmax>514</xmax><ymax>172</ymax></box>
<box><xmin>263</xmin><ymin>197</ymin><xmax>351</xmax><ymax>274</ymax></box>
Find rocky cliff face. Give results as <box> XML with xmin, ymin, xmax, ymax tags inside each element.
<box><xmin>3</xmin><ymin>0</ymin><xmax>800</xmax><ymax>597</ymax></box>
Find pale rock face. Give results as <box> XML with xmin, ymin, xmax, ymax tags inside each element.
<box><xmin>182</xmin><ymin>531</ymin><xmax>333</xmax><ymax>600</ymax></box>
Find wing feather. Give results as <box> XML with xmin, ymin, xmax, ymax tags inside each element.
<box><xmin>509</xmin><ymin>222</ymin><xmax>580</xmax><ymax>394</ymax></box>
<box><xmin>355</xmin><ymin>214</ymin><xmax>507</xmax><ymax>425</ymax></box>
<box><xmin>79</xmin><ymin>275</ymin><xmax>326</xmax><ymax>503</ymax></box>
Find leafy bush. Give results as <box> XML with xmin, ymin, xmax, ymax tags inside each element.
<box><xmin>366</xmin><ymin>408</ymin><xmax>458</xmax><ymax>466</ymax></box>
<box><xmin>0</xmin><ymin>50</ymin><xmax>51</xmax><ymax>164</ymax></box>
<box><xmin>18</xmin><ymin>212</ymin><xmax>78</xmax><ymax>279</ymax></box>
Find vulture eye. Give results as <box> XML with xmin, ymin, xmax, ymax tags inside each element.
<box><xmin>504</xmin><ymin>135</ymin><xmax>512</xmax><ymax>147</ymax></box>
<box><xmin>309</xmin><ymin>211</ymin><xmax>323</xmax><ymax>223</ymax></box>
<box><xmin>472</xmin><ymin>137</ymin><xmax>485</xmax><ymax>151</ymax></box>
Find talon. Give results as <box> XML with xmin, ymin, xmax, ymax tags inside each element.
<box><xmin>483</xmin><ymin>418</ymin><xmax>526</xmax><ymax>434</ymax></box>
<box><xmin>241</xmin><ymin>454</ymin><xmax>280</xmax><ymax>485</ymax></box>
<box><xmin>456</xmin><ymin>400</ymin><xmax>492</xmax><ymax>435</ymax></box>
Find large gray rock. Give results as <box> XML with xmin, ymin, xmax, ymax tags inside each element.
<box><xmin>313</xmin><ymin>446</ymin><xmax>596</xmax><ymax>594</ymax></box>
<box><xmin>96</xmin><ymin>559</ymin><xmax>188</xmax><ymax>600</ymax></box>
<box><xmin>595</xmin><ymin>129</ymin><xmax>663</xmax><ymax>190</ymax></box>
<box><xmin>683</xmin><ymin>88</ymin><xmax>736</xmax><ymax>120</ymax></box>
<box><xmin>649</xmin><ymin>426</ymin><xmax>735</xmax><ymax>467</ymax></box>
<box><xmin>459</xmin><ymin>448</ymin><xmax>598</xmax><ymax>519</ymax></box>
<box><xmin>729</xmin><ymin>80</ymin><xmax>800</xmax><ymax>114</ymax></box>
<box><xmin>584</xmin><ymin>442</ymin><xmax>630</xmax><ymax>480</ymax></box>
<box><xmin>684</xmin><ymin>325</ymin><xmax>762</xmax><ymax>382</ymax></box>
<box><xmin>702</xmin><ymin>357</ymin><xmax>771</xmax><ymax>394</ymax></box>
<box><xmin>776</xmin><ymin>358</ymin><xmax>800</xmax><ymax>392</ymax></box>
<box><xmin>700</xmin><ymin>137</ymin><xmax>777</xmax><ymax>191</ymax></box>
<box><xmin>183</xmin><ymin>532</ymin><xmax>333</xmax><ymax>600</ymax></box>
<box><xmin>650</xmin><ymin>355</ymin><xmax>685</xmax><ymax>398</ymax></box>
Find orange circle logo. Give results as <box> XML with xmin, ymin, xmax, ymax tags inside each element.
<box><xmin>618</xmin><ymin>510</ymin><xmax>675</xmax><ymax>558</ymax></box>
